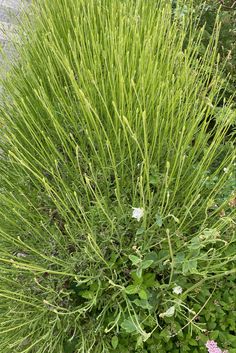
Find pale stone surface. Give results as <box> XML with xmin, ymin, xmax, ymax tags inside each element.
<box><xmin>0</xmin><ymin>0</ymin><xmax>21</xmax><ymax>40</ymax></box>
<box><xmin>0</xmin><ymin>0</ymin><xmax>21</xmax><ymax>9</ymax></box>
<box><xmin>0</xmin><ymin>21</ymin><xmax>17</xmax><ymax>41</ymax></box>
<box><xmin>0</xmin><ymin>0</ymin><xmax>29</xmax><ymax>105</ymax></box>
<box><xmin>0</xmin><ymin>1</ymin><xmax>17</xmax><ymax>59</ymax></box>
<box><xmin>0</xmin><ymin>1</ymin><xmax>27</xmax><ymax>79</ymax></box>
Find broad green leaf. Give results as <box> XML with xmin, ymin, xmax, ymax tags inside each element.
<box><xmin>136</xmin><ymin>267</ymin><xmax>143</xmax><ymax>278</ymax></box>
<box><xmin>138</xmin><ymin>288</ymin><xmax>148</xmax><ymax>300</ymax></box>
<box><xmin>182</xmin><ymin>259</ymin><xmax>198</xmax><ymax>275</ymax></box>
<box><xmin>175</xmin><ymin>252</ymin><xmax>185</xmax><ymax>262</ymax></box>
<box><xmin>155</xmin><ymin>214</ymin><xmax>163</xmax><ymax>227</ymax></box>
<box><xmin>129</xmin><ymin>255</ymin><xmax>141</xmax><ymax>265</ymax></box>
<box><xmin>111</xmin><ymin>336</ymin><xmax>118</xmax><ymax>349</ymax></box>
<box><xmin>188</xmin><ymin>249</ymin><xmax>200</xmax><ymax>258</ymax></box>
<box><xmin>136</xmin><ymin>227</ymin><xmax>145</xmax><ymax>235</ymax></box>
<box><xmin>188</xmin><ymin>236</ymin><xmax>201</xmax><ymax>250</ymax></box>
<box><xmin>188</xmin><ymin>338</ymin><xmax>199</xmax><ymax>346</ymax></box>
<box><xmin>160</xmin><ymin>306</ymin><xmax>175</xmax><ymax>318</ymax></box>
<box><xmin>131</xmin><ymin>271</ymin><xmax>143</xmax><ymax>285</ymax></box>
<box><xmin>182</xmin><ymin>261</ymin><xmax>190</xmax><ymax>275</ymax></box>
<box><xmin>133</xmin><ymin>299</ymin><xmax>152</xmax><ymax>310</ymax></box>
<box><xmin>189</xmin><ymin>259</ymin><xmax>198</xmax><ymax>273</ymax></box>
<box><xmin>125</xmin><ymin>285</ymin><xmax>139</xmax><ymax>295</ymax></box>
<box><xmin>164</xmin><ymin>306</ymin><xmax>175</xmax><ymax>317</ymax></box>
<box><xmin>140</xmin><ymin>260</ymin><xmax>154</xmax><ymax>270</ymax></box>
<box><xmin>156</xmin><ymin>250</ymin><xmax>169</xmax><ymax>261</ymax></box>
<box><xmin>143</xmin><ymin>273</ymin><xmax>156</xmax><ymax>288</ymax></box>
<box><xmin>79</xmin><ymin>291</ymin><xmax>94</xmax><ymax>300</ymax></box>
<box><xmin>121</xmin><ymin>319</ymin><xmax>137</xmax><ymax>333</ymax></box>
<box><xmin>144</xmin><ymin>252</ymin><xmax>158</xmax><ymax>263</ymax></box>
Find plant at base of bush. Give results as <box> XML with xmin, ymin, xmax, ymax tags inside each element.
<box><xmin>0</xmin><ymin>0</ymin><xmax>235</xmax><ymax>352</ymax></box>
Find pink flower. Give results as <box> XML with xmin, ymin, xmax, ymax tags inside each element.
<box><xmin>205</xmin><ymin>340</ymin><xmax>228</xmax><ymax>353</ymax></box>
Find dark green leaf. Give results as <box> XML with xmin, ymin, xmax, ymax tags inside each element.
<box><xmin>143</xmin><ymin>273</ymin><xmax>156</xmax><ymax>288</ymax></box>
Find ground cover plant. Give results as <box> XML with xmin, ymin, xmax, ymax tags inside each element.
<box><xmin>0</xmin><ymin>0</ymin><xmax>235</xmax><ymax>352</ymax></box>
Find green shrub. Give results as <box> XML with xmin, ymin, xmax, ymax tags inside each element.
<box><xmin>194</xmin><ymin>0</ymin><xmax>236</xmax><ymax>102</ymax></box>
<box><xmin>0</xmin><ymin>0</ymin><xmax>235</xmax><ymax>352</ymax></box>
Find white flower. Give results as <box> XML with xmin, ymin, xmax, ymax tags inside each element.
<box><xmin>159</xmin><ymin>306</ymin><xmax>175</xmax><ymax>318</ymax></box>
<box><xmin>223</xmin><ymin>167</ymin><xmax>229</xmax><ymax>173</ymax></box>
<box><xmin>173</xmin><ymin>285</ymin><xmax>183</xmax><ymax>295</ymax></box>
<box><xmin>16</xmin><ymin>252</ymin><xmax>27</xmax><ymax>258</ymax></box>
<box><xmin>132</xmin><ymin>207</ymin><xmax>144</xmax><ymax>222</ymax></box>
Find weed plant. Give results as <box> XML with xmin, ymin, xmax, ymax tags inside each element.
<box><xmin>0</xmin><ymin>0</ymin><xmax>235</xmax><ymax>352</ymax></box>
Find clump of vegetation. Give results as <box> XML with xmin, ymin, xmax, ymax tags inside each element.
<box><xmin>196</xmin><ymin>0</ymin><xmax>236</xmax><ymax>102</ymax></box>
<box><xmin>0</xmin><ymin>0</ymin><xmax>235</xmax><ymax>352</ymax></box>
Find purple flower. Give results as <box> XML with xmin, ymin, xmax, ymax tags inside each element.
<box><xmin>205</xmin><ymin>340</ymin><xmax>228</xmax><ymax>353</ymax></box>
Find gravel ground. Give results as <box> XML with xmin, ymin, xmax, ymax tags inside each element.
<box><xmin>0</xmin><ymin>0</ymin><xmax>28</xmax><ymax>93</ymax></box>
<box><xmin>0</xmin><ymin>0</ymin><xmax>21</xmax><ymax>38</ymax></box>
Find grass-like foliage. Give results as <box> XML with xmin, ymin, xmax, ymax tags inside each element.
<box><xmin>0</xmin><ymin>0</ymin><xmax>235</xmax><ymax>352</ymax></box>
